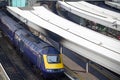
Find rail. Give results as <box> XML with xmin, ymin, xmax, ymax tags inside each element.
<box><xmin>0</xmin><ymin>63</ymin><xmax>10</xmax><ymax>80</ymax></box>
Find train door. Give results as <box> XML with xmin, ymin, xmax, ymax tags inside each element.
<box><xmin>14</xmin><ymin>33</ymin><xmax>20</xmax><ymax>46</ymax></box>
<box><xmin>19</xmin><ymin>40</ymin><xmax>24</xmax><ymax>53</ymax></box>
<box><xmin>37</xmin><ymin>54</ymin><xmax>42</xmax><ymax>68</ymax></box>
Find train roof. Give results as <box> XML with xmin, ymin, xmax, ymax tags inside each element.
<box><xmin>0</xmin><ymin>14</ymin><xmax>23</xmax><ymax>32</ymax></box>
<box><xmin>16</xmin><ymin>27</ymin><xmax>59</xmax><ymax>54</ymax></box>
<box><xmin>0</xmin><ymin>12</ymin><xmax>59</xmax><ymax>55</ymax></box>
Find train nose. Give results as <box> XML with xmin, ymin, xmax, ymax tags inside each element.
<box><xmin>43</xmin><ymin>70</ymin><xmax>64</xmax><ymax>79</ymax></box>
<box><xmin>46</xmin><ymin>68</ymin><xmax>64</xmax><ymax>72</ymax></box>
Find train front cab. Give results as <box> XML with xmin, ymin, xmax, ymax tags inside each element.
<box><xmin>41</xmin><ymin>47</ymin><xmax>64</xmax><ymax>78</ymax></box>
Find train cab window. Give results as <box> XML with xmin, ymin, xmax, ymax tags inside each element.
<box><xmin>47</xmin><ymin>55</ymin><xmax>60</xmax><ymax>63</ymax></box>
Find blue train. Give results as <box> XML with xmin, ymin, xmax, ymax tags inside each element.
<box><xmin>0</xmin><ymin>12</ymin><xmax>64</xmax><ymax>78</ymax></box>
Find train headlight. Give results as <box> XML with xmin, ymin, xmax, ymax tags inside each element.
<box><xmin>60</xmin><ymin>68</ymin><xmax>64</xmax><ymax>72</ymax></box>
<box><xmin>46</xmin><ymin>69</ymin><xmax>53</xmax><ymax>72</ymax></box>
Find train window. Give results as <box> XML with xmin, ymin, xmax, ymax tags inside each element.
<box><xmin>19</xmin><ymin>40</ymin><xmax>24</xmax><ymax>52</ymax></box>
<box><xmin>47</xmin><ymin>55</ymin><xmax>60</xmax><ymax>63</ymax></box>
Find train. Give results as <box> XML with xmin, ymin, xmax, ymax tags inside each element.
<box><xmin>0</xmin><ymin>12</ymin><xmax>64</xmax><ymax>79</ymax></box>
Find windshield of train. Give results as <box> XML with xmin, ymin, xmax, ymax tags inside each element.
<box><xmin>47</xmin><ymin>55</ymin><xmax>60</xmax><ymax>63</ymax></box>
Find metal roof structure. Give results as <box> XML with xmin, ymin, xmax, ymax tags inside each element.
<box><xmin>57</xmin><ymin>1</ymin><xmax>120</xmax><ymax>31</ymax></box>
<box><xmin>105</xmin><ymin>1</ymin><xmax>120</xmax><ymax>10</ymax></box>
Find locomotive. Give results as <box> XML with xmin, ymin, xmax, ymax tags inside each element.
<box><xmin>0</xmin><ymin>12</ymin><xmax>64</xmax><ymax>78</ymax></box>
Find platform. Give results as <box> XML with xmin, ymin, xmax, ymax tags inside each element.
<box><xmin>105</xmin><ymin>1</ymin><xmax>120</xmax><ymax>10</ymax></box>
<box><xmin>63</xmin><ymin>54</ymin><xmax>98</xmax><ymax>80</ymax></box>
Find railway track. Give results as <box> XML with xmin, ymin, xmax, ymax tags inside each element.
<box><xmin>0</xmin><ymin>39</ymin><xmax>25</xmax><ymax>80</ymax></box>
<box><xmin>0</xmin><ymin>31</ymin><xmax>43</xmax><ymax>80</ymax></box>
